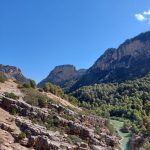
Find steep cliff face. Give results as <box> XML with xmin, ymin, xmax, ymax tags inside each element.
<box><xmin>38</xmin><ymin>65</ymin><xmax>86</xmax><ymax>90</ymax></box>
<box><xmin>0</xmin><ymin>64</ymin><xmax>28</xmax><ymax>82</ymax></box>
<box><xmin>71</xmin><ymin>31</ymin><xmax>150</xmax><ymax>90</ymax></box>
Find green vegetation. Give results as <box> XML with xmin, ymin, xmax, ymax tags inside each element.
<box><xmin>10</xmin><ymin>107</ymin><xmax>17</xmax><ymax>115</ymax></box>
<box><xmin>104</xmin><ymin>119</ymin><xmax>116</xmax><ymax>135</ymax></box>
<box><xmin>21</xmin><ymin>88</ymin><xmax>52</xmax><ymax>108</ymax></box>
<box><xmin>72</xmin><ymin>73</ymin><xmax>150</xmax><ymax>136</ymax></box>
<box><xmin>61</xmin><ymin>114</ymin><xmax>75</xmax><ymax>121</ymax></box>
<box><xmin>66</xmin><ymin>135</ymin><xmax>82</xmax><ymax>144</ymax></box>
<box><xmin>30</xmin><ymin>80</ymin><xmax>37</xmax><ymax>88</ymax></box>
<box><xmin>18</xmin><ymin>132</ymin><xmax>26</xmax><ymax>140</ymax></box>
<box><xmin>143</xmin><ymin>143</ymin><xmax>150</xmax><ymax>150</ymax></box>
<box><xmin>21</xmin><ymin>80</ymin><xmax>37</xmax><ymax>89</ymax></box>
<box><xmin>0</xmin><ymin>73</ymin><xmax>7</xmax><ymax>83</ymax></box>
<box><xmin>46</xmin><ymin>117</ymin><xmax>60</xmax><ymax>129</ymax></box>
<box><xmin>43</xmin><ymin>82</ymin><xmax>78</xmax><ymax>105</ymax></box>
<box><xmin>4</xmin><ymin>92</ymin><xmax>19</xmax><ymax>100</ymax></box>
<box><xmin>43</xmin><ymin>82</ymin><xmax>64</xmax><ymax>96</ymax></box>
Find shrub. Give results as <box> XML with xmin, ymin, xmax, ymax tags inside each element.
<box><xmin>38</xmin><ymin>96</ymin><xmax>48</xmax><ymax>108</ymax></box>
<box><xmin>143</xmin><ymin>142</ymin><xmax>150</xmax><ymax>150</ymax></box>
<box><xmin>22</xmin><ymin>88</ymin><xmax>51</xmax><ymax>107</ymax></box>
<box><xmin>46</xmin><ymin>118</ymin><xmax>60</xmax><ymax>129</ymax></box>
<box><xmin>11</xmin><ymin>107</ymin><xmax>17</xmax><ymax>115</ymax></box>
<box><xmin>23</xmin><ymin>83</ymin><xmax>31</xmax><ymax>88</ymax></box>
<box><xmin>121</xmin><ymin>121</ymin><xmax>131</xmax><ymax>133</ymax></box>
<box><xmin>4</xmin><ymin>92</ymin><xmax>19</xmax><ymax>100</ymax></box>
<box><xmin>18</xmin><ymin>132</ymin><xmax>26</xmax><ymax>140</ymax></box>
<box><xmin>62</xmin><ymin>114</ymin><xmax>75</xmax><ymax>121</ymax></box>
<box><xmin>30</xmin><ymin>80</ymin><xmax>36</xmax><ymax>89</ymax></box>
<box><xmin>43</xmin><ymin>82</ymin><xmax>64</xmax><ymax>96</ymax></box>
<box><xmin>0</xmin><ymin>73</ymin><xmax>7</xmax><ymax>83</ymax></box>
<box><xmin>67</xmin><ymin>135</ymin><xmax>82</xmax><ymax>144</ymax></box>
<box><xmin>105</xmin><ymin>120</ymin><xmax>116</xmax><ymax>135</ymax></box>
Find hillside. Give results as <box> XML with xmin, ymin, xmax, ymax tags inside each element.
<box><xmin>0</xmin><ymin>78</ymin><xmax>120</xmax><ymax>150</ymax></box>
<box><xmin>72</xmin><ymin>73</ymin><xmax>150</xmax><ymax>149</ymax></box>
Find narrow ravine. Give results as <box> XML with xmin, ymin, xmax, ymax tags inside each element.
<box><xmin>110</xmin><ymin>120</ymin><xmax>131</xmax><ymax>150</ymax></box>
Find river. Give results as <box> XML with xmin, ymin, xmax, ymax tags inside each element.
<box><xmin>110</xmin><ymin>119</ymin><xmax>131</xmax><ymax>150</ymax></box>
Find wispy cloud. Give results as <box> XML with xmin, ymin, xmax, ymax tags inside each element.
<box><xmin>135</xmin><ymin>9</ymin><xmax>150</xmax><ymax>24</ymax></box>
<box><xmin>135</xmin><ymin>14</ymin><xmax>146</xmax><ymax>22</ymax></box>
<box><xmin>143</xmin><ymin>9</ymin><xmax>150</xmax><ymax>15</ymax></box>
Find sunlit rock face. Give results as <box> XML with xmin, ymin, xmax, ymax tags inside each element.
<box><xmin>71</xmin><ymin>31</ymin><xmax>150</xmax><ymax>90</ymax></box>
<box><xmin>38</xmin><ymin>64</ymin><xmax>86</xmax><ymax>90</ymax></box>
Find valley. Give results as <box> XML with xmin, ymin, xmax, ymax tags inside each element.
<box><xmin>0</xmin><ymin>31</ymin><xmax>150</xmax><ymax>149</ymax></box>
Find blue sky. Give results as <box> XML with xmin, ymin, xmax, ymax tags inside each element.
<box><xmin>0</xmin><ymin>0</ymin><xmax>150</xmax><ymax>82</ymax></box>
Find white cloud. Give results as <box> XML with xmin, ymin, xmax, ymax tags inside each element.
<box><xmin>135</xmin><ymin>13</ymin><xmax>146</xmax><ymax>22</ymax></box>
<box><xmin>143</xmin><ymin>9</ymin><xmax>150</xmax><ymax>15</ymax></box>
<box><xmin>135</xmin><ymin>9</ymin><xmax>150</xmax><ymax>24</ymax></box>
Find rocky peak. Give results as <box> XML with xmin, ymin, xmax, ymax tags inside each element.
<box><xmin>49</xmin><ymin>65</ymin><xmax>77</xmax><ymax>82</ymax></box>
<box><xmin>0</xmin><ymin>64</ymin><xmax>28</xmax><ymax>82</ymax></box>
<box><xmin>71</xmin><ymin>31</ymin><xmax>150</xmax><ymax>90</ymax></box>
<box><xmin>92</xmin><ymin>31</ymin><xmax>150</xmax><ymax>71</ymax></box>
<box><xmin>38</xmin><ymin>65</ymin><xmax>86</xmax><ymax>89</ymax></box>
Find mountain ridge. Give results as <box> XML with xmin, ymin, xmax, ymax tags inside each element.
<box><xmin>70</xmin><ymin>31</ymin><xmax>150</xmax><ymax>90</ymax></box>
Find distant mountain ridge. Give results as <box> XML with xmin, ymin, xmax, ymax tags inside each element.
<box><xmin>70</xmin><ymin>31</ymin><xmax>150</xmax><ymax>90</ymax></box>
<box><xmin>38</xmin><ymin>65</ymin><xmax>86</xmax><ymax>90</ymax></box>
<box><xmin>0</xmin><ymin>64</ymin><xmax>28</xmax><ymax>82</ymax></box>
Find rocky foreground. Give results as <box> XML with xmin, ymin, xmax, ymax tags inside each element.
<box><xmin>0</xmin><ymin>93</ymin><xmax>120</xmax><ymax>150</ymax></box>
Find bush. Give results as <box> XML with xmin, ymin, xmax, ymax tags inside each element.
<box><xmin>30</xmin><ymin>80</ymin><xmax>36</xmax><ymax>89</ymax></box>
<box><xmin>43</xmin><ymin>82</ymin><xmax>64</xmax><ymax>96</ymax></box>
<box><xmin>0</xmin><ymin>73</ymin><xmax>7</xmax><ymax>83</ymax></box>
<box><xmin>143</xmin><ymin>143</ymin><xmax>150</xmax><ymax>150</ymax></box>
<box><xmin>121</xmin><ymin>121</ymin><xmax>131</xmax><ymax>133</ymax></box>
<box><xmin>23</xmin><ymin>83</ymin><xmax>31</xmax><ymax>88</ymax></box>
<box><xmin>11</xmin><ymin>107</ymin><xmax>17</xmax><ymax>115</ymax></box>
<box><xmin>18</xmin><ymin>132</ymin><xmax>26</xmax><ymax>140</ymax></box>
<box><xmin>22</xmin><ymin>88</ymin><xmax>51</xmax><ymax>107</ymax></box>
<box><xmin>61</xmin><ymin>114</ymin><xmax>75</xmax><ymax>121</ymax></box>
<box><xmin>4</xmin><ymin>92</ymin><xmax>19</xmax><ymax>100</ymax></box>
<box><xmin>46</xmin><ymin>117</ymin><xmax>60</xmax><ymax>129</ymax></box>
<box><xmin>38</xmin><ymin>96</ymin><xmax>48</xmax><ymax>108</ymax></box>
<box><xmin>105</xmin><ymin>120</ymin><xmax>116</xmax><ymax>135</ymax></box>
<box><xmin>67</xmin><ymin>135</ymin><xmax>82</xmax><ymax>144</ymax></box>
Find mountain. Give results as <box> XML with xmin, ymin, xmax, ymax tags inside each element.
<box><xmin>71</xmin><ymin>31</ymin><xmax>150</xmax><ymax>90</ymax></box>
<box><xmin>0</xmin><ymin>64</ymin><xmax>28</xmax><ymax>82</ymax></box>
<box><xmin>38</xmin><ymin>65</ymin><xmax>86</xmax><ymax>90</ymax></box>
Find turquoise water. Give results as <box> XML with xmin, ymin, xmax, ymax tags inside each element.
<box><xmin>110</xmin><ymin>120</ymin><xmax>131</xmax><ymax>150</ymax></box>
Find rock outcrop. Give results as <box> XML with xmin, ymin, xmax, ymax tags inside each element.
<box><xmin>129</xmin><ymin>134</ymin><xmax>150</xmax><ymax>150</ymax></box>
<box><xmin>38</xmin><ymin>65</ymin><xmax>86</xmax><ymax>91</ymax></box>
<box><xmin>0</xmin><ymin>95</ymin><xmax>120</xmax><ymax>150</ymax></box>
<box><xmin>0</xmin><ymin>64</ymin><xmax>28</xmax><ymax>83</ymax></box>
